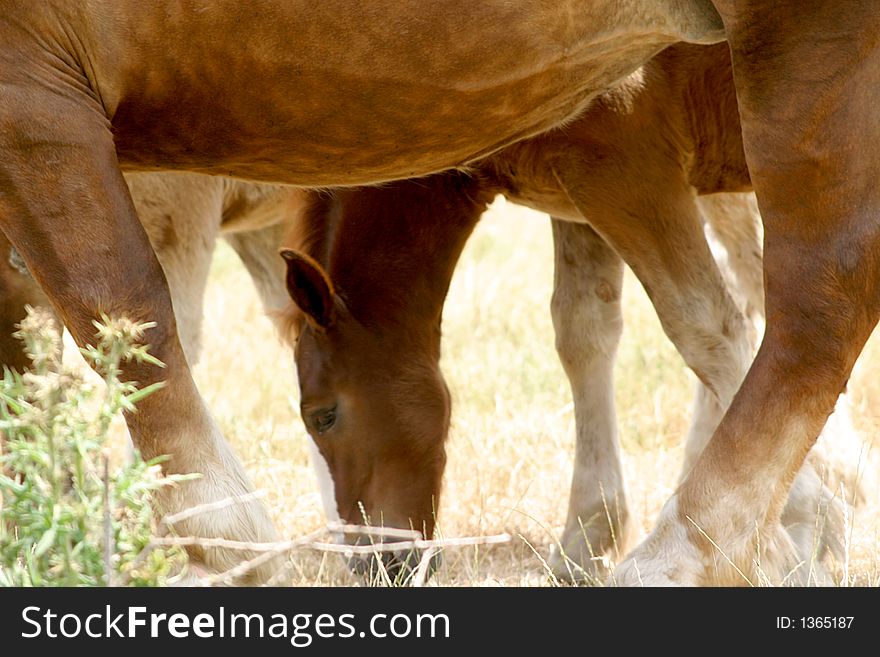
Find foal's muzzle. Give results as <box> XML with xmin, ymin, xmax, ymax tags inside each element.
<box><xmin>347</xmin><ymin>544</ymin><xmax>442</xmax><ymax>586</ymax></box>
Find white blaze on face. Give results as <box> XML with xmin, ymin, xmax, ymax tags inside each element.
<box><xmin>307</xmin><ymin>438</ymin><xmax>342</xmax><ymax>526</ymax></box>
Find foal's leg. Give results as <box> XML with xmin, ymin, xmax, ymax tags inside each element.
<box><xmin>0</xmin><ymin>83</ymin><xmax>278</xmax><ymax>582</ymax></box>
<box><xmin>126</xmin><ymin>172</ymin><xmax>226</xmax><ymax>365</ymax></box>
<box><xmin>553</xmin><ymin>168</ymin><xmax>754</xmax><ymax>442</ymax></box>
<box><xmin>614</xmin><ymin>0</ymin><xmax>880</xmax><ymax>585</ymax></box>
<box><xmin>223</xmin><ymin>222</ymin><xmax>290</xmax><ymax>314</ymax></box>
<box><xmin>552</xmin><ymin>162</ymin><xmax>836</xmax><ymax>581</ymax></box>
<box><xmin>2</xmin><ymin>173</ymin><xmax>225</xmax><ymax>370</ymax></box>
<box><xmin>546</xmin><ymin>219</ymin><xmax>634</xmax><ymax>581</ymax></box>
<box><xmin>680</xmin><ymin>194</ymin><xmax>763</xmax><ymax>475</ymax></box>
<box><xmin>696</xmin><ymin>193</ymin><xmax>764</xmax><ymax>332</ymax></box>
<box><xmin>220</xmin><ymin>182</ymin><xmax>313</xmax><ymax>316</ymax></box>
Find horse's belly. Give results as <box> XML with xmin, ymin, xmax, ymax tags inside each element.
<box><xmin>99</xmin><ymin>0</ymin><xmax>725</xmax><ymax>185</ymax></box>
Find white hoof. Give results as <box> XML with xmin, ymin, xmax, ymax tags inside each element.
<box><xmin>157</xmin><ymin>430</ymin><xmax>282</xmax><ymax>585</ymax></box>
<box><xmin>549</xmin><ymin>514</ymin><xmax>639</xmax><ymax>583</ymax></box>
<box><xmin>612</xmin><ymin>494</ymin><xmax>815</xmax><ymax>586</ymax></box>
<box><xmin>610</xmin><ymin>497</ymin><xmax>705</xmax><ymax>586</ymax></box>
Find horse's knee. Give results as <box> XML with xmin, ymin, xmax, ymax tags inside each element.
<box><xmin>660</xmin><ymin>291</ymin><xmax>753</xmax><ymax>407</ymax></box>
<box><xmin>550</xmin><ymin>222</ymin><xmax>624</xmax><ymax>373</ymax></box>
<box><xmin>766</xmin><ymin>223</ymin><xmax>880</xmax><ymax>369</ymax></box>
<box><xmin>551</xmin><ymin>290</ymin><xmax>623</xmax><ymax>374</ymax></box>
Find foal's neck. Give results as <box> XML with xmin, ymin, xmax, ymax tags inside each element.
<box><xmin>317</xmin><ymin>173</ymin><xmax>491</xmax><ymax>346</ymax></box>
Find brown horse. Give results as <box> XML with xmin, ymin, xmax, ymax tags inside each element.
<box><xmin>1</xmin><ymin>1</ymin><xmax>878</xmax><ymax>585</ymax></box>
<box><xmin>0</xmin><ymin>0</ymin><xmax>725</xmax><ymax>582</ymax></box>
<box><xmin>280</xmin><ymin>43</ymin><xmax>858</xmax><ymax>583</ymax></box>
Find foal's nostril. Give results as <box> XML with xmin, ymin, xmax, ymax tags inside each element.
<box><xmin>347</xmin><ymin>547</ymin><xmax>442</xmax><ymax>585</ymax></box>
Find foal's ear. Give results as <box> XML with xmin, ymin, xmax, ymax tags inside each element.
<box><xmin>279</xmin><ymin>250</ymin><xmax>336</xmax><ymax>329</ymax></box>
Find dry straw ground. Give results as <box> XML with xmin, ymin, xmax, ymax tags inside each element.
<box><xmin>90</xmin><ymin>196</ymin><xmax>880</xmax><ymax>586</ymax></box>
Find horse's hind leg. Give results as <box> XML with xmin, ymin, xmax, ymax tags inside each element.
<box><xmin>699</xmin><ymin>192</ymin><xmax>874</xmax><ymax>506</ymax></box>
<box><xmin>0</xmin><ymin>81</ymin><xmax>278</xmax><ymax>583</ymax></box>
<box><xmin>546</xmin><ymin>218</ymin><xmax>634</xmax><ymax>582</ymax></box>
<box><xmin>696</xmin><ymin>192</ymin><xmax>844</xmax><ymax>575</ymax></box>
<box><xmin>616</xmin><ymin>1</ymin><xmax>880</xmax><ymax>584</ymax></box>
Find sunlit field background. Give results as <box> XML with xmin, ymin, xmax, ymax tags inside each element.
<box><xmin>100</xmin><ymin>196</ymin><xmax>880</xmax><ymax>585</ymax></box>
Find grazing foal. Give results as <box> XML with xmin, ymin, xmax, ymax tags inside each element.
<box><xmin>280</xmin><ymin>43</ymin><xmax>856</xmax><ymax>583</ymax></box>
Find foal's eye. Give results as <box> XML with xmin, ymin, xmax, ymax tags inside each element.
<box><xmin>311</xmin><ymin>407</ymin><xmax>337</xmax><ymax>434</ymax></box>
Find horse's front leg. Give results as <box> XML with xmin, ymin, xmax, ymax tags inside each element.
<box><xmin>0</xmin><ymin>77</ymin><xmax>279</xmax><ymax>583</ymax></box>
<box><xmin>615</xmin><ymin>0</ymin><xmax>880</xmax><ymax>585</ymax></box>
<box><xmin>546</xmin><ymin>218</ymin><xmax>635</xmax><ymax>582</ymax></box>
<box><xmin>696</xmin><ymin>193</ymin><xmax>844</xmax><ymax>577</ymax></box>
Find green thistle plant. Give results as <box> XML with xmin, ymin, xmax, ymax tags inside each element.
<box><xmin>0</xmin><ymin>307</ymin><xmax>191</xmax><ymax>586</ymax></box>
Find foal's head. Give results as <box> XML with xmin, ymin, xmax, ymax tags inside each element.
<box><xmin>280</xmin><ymin>174</ymin><xmax>489</xmax><ymax>581</ymax></box>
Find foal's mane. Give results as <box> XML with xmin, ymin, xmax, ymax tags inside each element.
<box><xmin>275</xmin><ymin>172</ymin><xmax>492</xmax><ymax>346</ymax></box>
<box><xmin>274</xmin><ymin>189</ymin><xmax>342</xmax><ymax>345</ymax></box>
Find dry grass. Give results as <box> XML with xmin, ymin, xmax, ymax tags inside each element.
<box><xmin>113</xmin><ymin>196</ymin><xmax>880</xmax><ymax>585</ymax></box>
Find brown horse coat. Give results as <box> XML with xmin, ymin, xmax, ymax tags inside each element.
<box><xmin>1</xmin><ymin>0</ymin><xmax>879</xmax><ymax>584</ymax></box>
